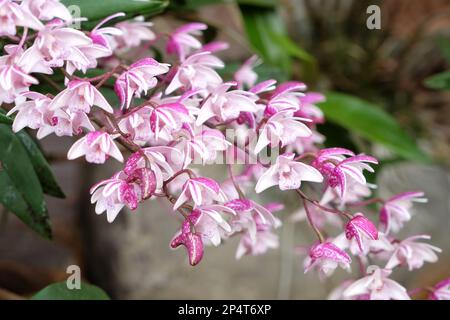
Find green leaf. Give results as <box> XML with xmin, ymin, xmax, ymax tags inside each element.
<box><xmin>437</xmin><ymin>36</ymin><xmax>450</xmax><ymax>64</ymax></box>
<box><xmin>61</xmin><ymin>0</ymin><xmax>168</xmax><ymax>27</ymax></box>
<box><xmin>0</xmin><ymin>112</ymin><xmax>13</xmax><ymax>125</ymax></box>
<box><xmin>169</xmin><ymin>0</ymin><xmax>223</xmax><ymax>9</ymax></box>
<box><xmin>0</xmin><ymin>124</ymin><xmax>51</xmax><ymax>239</ymax></box>
<box><xmin>237</xmin><ymin>0</ymin><xmax>276</xmax><ymax>8</ymax></box>
<box><xmin>0</xmin><ymin>171</ymin><xmax>50</xmax><ymax>236</ymax></box>
<box><xmin>268</xmin><ymin>31</ymin><xmax>316</xmax><ymax>64</ymax></box>
<box><xmin>239</xmin><ymin>5</ymin><xmax>291</xmax><ymax>75</ymax></box>
<box><xmin>32</xmin><ymin>282</ymin><xmax>110</xmax><ymax>300</ymax></box>
<box><xmin>16</xmin><ymin>131</ymin><xmax>65</xmax><ymax>198</ymax></box>
<box><xmin>424</xmin><ymin>71</ymin><xmax>450</xmax><ymax>90</ymax></box>
<box><xmin>319</xmin><ymin>92</ymin><xmax>431</xmax><ymax>163</ymax></box>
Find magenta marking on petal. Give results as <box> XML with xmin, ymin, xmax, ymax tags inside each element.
<box><xmin>67</xmin><ymin>79</ymin><xmax>87</xmax><ymax>89</ymax></box>
<box><xmin>129</xmin><ymin>57</ymin><xmax>159</xmax><ymax>69</ymax></box>
<box><xmin>131</xmin><ymin>168</ymin><xmax>156</xmax><ymax>199</ymax></box>
<box><xmin>124</xmin><ymin>152</ymin><xmax>142</xmax><ymax>175</ymax></box>
<box><xmin>339</xmin><ymin>154</ymin><xmax>378</xmax><ymax>166</ymax></box>
<box><xmin>434</xmin><ymin>277</ymin><xmax>450</xmax><ymax>290</ymax></box>
<box><xmin>387</xmin><ymin>191</ymin><xmax>425</xmax><ymax>203</ymax></box>
<box><xmin>225</xmin><ymin>199</ymin><xmax>252</xmax><ymax>212</ymax></box>
<box><xmin>264</xmin><ymin>202</ymin><xmax>284</xmax><ymax>212</ymax></box>
<box><xmin>90</xmin><ymin>33</ymin><xmax>109</xmax><ymax>47</ymax></box>
<box><xmin>119</xmin><ymin>182</ymin><xmax>139</xmax><ymax>210</ymax></box>
<box><xmin>192</xmin><ymin>177</ymin><xmax>220</xmax><ymax>194</ymax></box>
<box><xmin>310</xmin><ymin>242</ymin><xmax>351</xmax><ymax>264</ymax></box>
<box><xmin>201</xmin><ymin>41</ymin><xmax>229</xmax><ymax>53</ymax></box>
<box><xmin>86</xmin><ymin>131</ymin><xmax>103</xmax><ymax>145</ymax></box>
<box><xmin>345</xmin><ymin>214</ymin><xmax>378</xmax><ymax>251</ymax></box>
<box><xmin>317</xmin><ymin>147</ymin><xmax>355</xmax><ymax>159</ymax></box>
<box><xmin>171</xmin><ymin>217</ymin><xmax>204</xmax><ymax>266</ymax></box>
<box><xmin>175</xmin><ymin>22</ymin><xmax>208</xmax><ymax>34</ymax></box>
<box><xmin>159</xmin><ymin>102</ymin><xmax>189</xmax><ymax>114</ymax></box>
<box><xmin>249</xmin><ymin>79</ymin><xmax>277</xmax><ymax>94</ymax></box>
<box><xmin>270</xmin><ymin>81</ymin><xmax>307</xmax><ymax>100</ymax></box>
<box><xmin>114</xmin><ymin>80</ymin><xmax>125</xmax><ymax>108</ymax></box>
<box><xmin>300</xmin><ymin>92</ymin><xmax>326</xmax><ymax>105</ymax></box>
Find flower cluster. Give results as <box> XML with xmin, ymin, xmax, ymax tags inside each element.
<box><xmin>1</xmin><ymin>0</ymin><xmax>446</xmax><ymax>300</ymax></box>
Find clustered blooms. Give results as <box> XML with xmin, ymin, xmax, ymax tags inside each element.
<box><xmin>1</xmin><ymin>0</ymin><xmax>447</xmax><ymax>300</ymax></box>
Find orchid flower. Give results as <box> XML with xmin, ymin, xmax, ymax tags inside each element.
<box><xmin>115</xmin><ymin>57</ymin><xmax>170</xmax><ymax>109</ymax></box>
<box><xmin>255</xmin><ymin>153</ymin><xmax>323</xmax><ymax>193</ymax></box>
<box><xmin>49</xmin><ymin>80</ymin><xmax>113</xmax><ymax>113</ymax></box>
<box><xmin>21</xmin><ymin>0</ymin><xmax>72</xmax><ymax>22</ymax></box>
<box><xmin>67</xmin><ymin>131</ymin><xmax>123</xmax><ymax>164</ymax></box>
<box><xmin>113</xmin><ymin>16</ymin><xmax>155</xmax><ymax>52</ymax></box>
<box><xmin>234</xmin><ymin>55</ymin><xmax>261</xmax><ymax>89</ymax></box>
<box><xmin>166</xmin><ymin>22</ymin><xmax>207</xmax><ymax>61</ymax></box>
<box><xmin>166</xmin><ymin>51</ymin><xmax>224</xmax><ymax>94</ymax></box>
<box><xmin>385</xmin><ymin>235</ymin><xmax>441</xmax><ymax>271</ymax></box>
<box><xmin>304</xmin><ymin>242</ymin><xmax>352</xmax><ymax>278</ymax></box>
<box><xmin>0</xmin><ymin>0</ymin><xmax>43</xmax><ymax>36</ymax></box>
<box><xmin>380</xmin><ymin>191</ymin><xmax>427</xmax><ymax>234</ymax></box>
<box><xmin>90</xmin><ymin>172</ymin><xmax>141</xmax><ymax>223</ymax></box>
<box><xmin>312</xmin><ymin>148</ymin><xmax>378</xmax><ymax>199</ymax></box>
<box><xmin>428</xmin><ymin>278</ymin><xmax>450</xmax><ymax>300</ymax></box>
<box><xmin>173</xmin><ymin>177</ymin><xmax>226</xmax><ymax>210</ymax></box>
<box><xmin>345</xmin><ymin>213</ymin><xmax>379</xmax><ymax>252</ymax></box>
<box><xmin>254</xmin><ymin>110</ymin><xmax>312</xmax><ymax>154</ymax></box>
<box><xmin>196</xmin><ymin>81</ymin><xmax>258</xmax><ymax>125</ymax></box>
<box><xmin>343</xmin><ymin>266</ymin><xmax>410</xmax><ymax>300</ymax></box>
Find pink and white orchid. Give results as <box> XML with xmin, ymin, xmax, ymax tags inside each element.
<box><xmin>345</xmin><ymin>213</ymin><xmax>379</xmax><ymax>252</ymax></box>
<box><xmin>385</xmin><ymin>235</ymin><xmax>441</xmax><ymax>271</ymax></box>
<box><xmin>428</xmin><ymin>278</ymin><xmax>450</xmax><ymax>300</ymax></box>
<box><xmin>90</xmin><ymin>172</ymin><xmax>141</xmax><ymax>223</ymax></box>
<box><xmin>264</xmin><ymin>81</ymin><xmax>306</xmax><ymax>116</ymax></box>
<box><xmin>304</xmin><ymin>242</ymin><xmax>352</xmax><ymax>278</ymax></box>
<box><xmin>166</xmin><ymin>51</ymin><xmax>224</xmax><ymax>94</ymax></box>
<box><xmin>343</xmin><ymin>266</ymin><xmax>410</xmax><ymax>300</ymax></box>
<box><xmin>196</xmin><ymin>81</ymin><xmax>258</xmax><ymax>125</ymax></box>
<box><xmin>173</xmin><ymin>177</ymin><xmax>226</xmax><ymax>210</ymax></box>
<box><xmin>166</xmin><ymin>22</ymin><xmax>207</xmax><ymax>61</ymax></box>
<box><xmin>0</xmin><ymin>0</ymin><xmax>43</xmax><ymax>36</ymax></box>
<box><xmin>49</xmin><ymin>80</ymin><xmax>113</xmax><ymax>113</ymax></box>
<box><xmin>312</xmin><ymin>148</ymin><xmax>378</xmax><ymax>199</ymax></box>
<box><xmin>255</xmin><ymin>153</ymin><xmax>323</xmax><ymax>193</ymax></box>
<box><xmin>112</xmin><ymin>16</ymin><xmax>155</xmax><ymax>52</ymax></box>
<box><xmin>254</xmin><ymin>110</ymin><xmax>312</xmax><ymax>154</ymax></box>
<box><xmin>21</xmin><ymin>0</ymin><xmax>72</xmax><ymax>22</ymax></box>
<box><xmin>170</xmin><ymin>214</ymin><xmax>204</xmax><ymax>266</ymax></box>
<box><xmin>234</xmin><ymin>55</ymin><xmax>260</xmax><ymax>89</ymax></box>
<box><xmin>114</xmin><ymin>57</ymin><xmax>170</xmax><ymax>109</ymax></box>
<box><xmin>67</xmin><ymin>131</ymin><xmax>123</xmax><ymax>164</ymax></box>
<box><xmin>380</xmin><ymin>191</ymin><xmax>427</xmax><ymax>234</ymax></box>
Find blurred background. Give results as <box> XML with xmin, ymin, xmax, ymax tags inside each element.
<box><xmin>1</xmin><ymin>0</ymin><xmax>449</xmax><ymax>299</ymax></box>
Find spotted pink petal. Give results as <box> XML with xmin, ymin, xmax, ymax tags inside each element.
<box><xmin>345</xmin><ymin>214</ymin><xmax>379</xmax><ymax>251</ymax></box>
<box><xmin>225</xmin><ymin>199</ymin><xmax>252</xmax><ymax>212</ymax></box>
<box><xmin>130</xmin><ymin>168</ymin><xmax>156</xmax><ymax>200</ymax></box>
<box><xmin>192</xmin><ymin>177</ymin><xmax>220</xmax><ymax>194</ymax></box>
<box><xmin>118</xmin><ymin>182</ymin><xmax>139</xmax><ymax>210</ymax></box>
<box><xmin>171</xmin><ymin>216</ymin><xmax>204</xmax><ymax>266</ymax></box>
<box><xmin>309</xmin><ymin>242</ymin><xmax>351</xmax><ymax>265</ymax></box>
<box><xmin>124</xmin><ymin>152</ymin><xmax>142</xmax><ymax>176</ymax></box>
